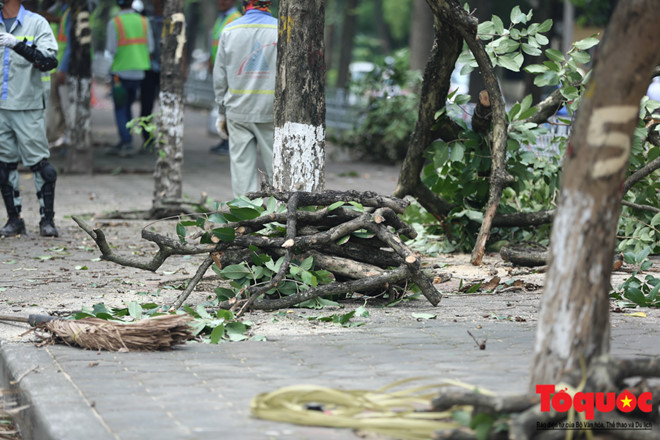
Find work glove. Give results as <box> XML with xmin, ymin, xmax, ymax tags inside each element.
<box><xmin>216</xmin><ymin>113</ymin><xmax>228</xmax><ymax>140</ymax></box>
<box><xmin>0</xmin><ymin>32</ymin><xmax>18</xmax><ymax>48</ymax></box>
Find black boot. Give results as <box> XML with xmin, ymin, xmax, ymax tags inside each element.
<box><xmin>31</xmin><ymin>160</ymin><xmax>59</xmax><ymax>237</ymax></box>
<box><xmin>0</xmin><ymin>217</ymin><xmax>25</xmax><ymax>237</ymax></box>
<box><xmin>0</xmin><ymin>162</ymin><xmax>24</xmax><ymax>237</ymax></box>
<box><xmin>39</xmin><ymin>217</ymin><xmax>58</xmax><ymax>237</ymax></box>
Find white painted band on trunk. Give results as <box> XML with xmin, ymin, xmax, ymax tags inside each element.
<box><xmin>273</xmin><ymin>121</ymin><xmax>325</xmax><ymax>192</ymax></box>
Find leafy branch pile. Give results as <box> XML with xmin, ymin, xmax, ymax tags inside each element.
<box><xmin>73</xmin><ymin>190</ymin><xmax>443</xmax><ymax>315</ymax></box>
<box><xmin>342</xmin><ymin>2</ymin><xmax>659</xmax><ymax>260</ymax></box>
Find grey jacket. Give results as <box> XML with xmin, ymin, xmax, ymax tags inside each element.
<box><xmin>0</xmin><ymin>6</ymin><xmax>57</xmax><ymax>111</ymax></box>
<box><xmin>213</xmin><ymin>9</ymin><xmax>277</xmax><ymax>123</ymax></box>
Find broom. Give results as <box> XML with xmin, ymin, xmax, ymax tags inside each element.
<box><xmin>0</xmin><ymin>313</ymin><xmax>195</xmax><ymax>352</ymax></box>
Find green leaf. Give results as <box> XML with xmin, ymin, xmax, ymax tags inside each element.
<box><xmin>229</xmin><ymin>206</ymin><xmax>261</xmax><ymax>220</ymax></box>
<box><xmin>522</xmin><ymin>43</ymin><xmax>542</xmax><ymax>56</ymax></box>
<box><xmin>491</xmin><ymin>15</ymin><xmax>504</xmax><ymax>34</ymax></box>
<box><xmin>337</xmin><ymin>235</ymin><xmax>350</xmax><ymax>245</ymax></box>
<box><xmin>196</xmin><ymin>304</ymin><xmax>213</xmax><ymax>320</ymax></box>
<box><xmin>207</xmin><ymin>213</ymin><xmax>226</xmax><ymax>224</ymax></box>
<box><xmin>176</xmin><ymin>223</ymin><xmax>186</xmax><ymax>243</ymax></box>
<box><xmin>524</xmin><ymin>64</ymin><xmax>548</xmax><ymax>74</ymax></box>
<box><xmin>623</xmin><ymin>252</ymin><xmax>636</xmax><ymax>265</ymax></box>
<box><xmin>573</xmin><ymin>36</ymin><xmax>599</xmax><ymax>50</ymax></box>
<box><xmin>537</xmin><ymin>18</ymin><xmax>553</xmax><ymax>33</ymax></box>
<box><xmin>225</xmin><ymin>322</ymin><xmax>249</xmax><ymax>341</ymax></box>
<box><xmin>93</xmin><ymin>303</ymin><xmax>112</xmax><ymax>316</ymax></box>
<box><xmin>220</xmin><ymin>264</ymin><xmax>251</xmax><ymax>280</ymax></box>
<box><xmin>534</xmin><ymin>33</ymin><xmax>549</xmax><ymax>46</ymax></box>
<box><xmin>570</xmin><ymin>50</ymin><xmax>591</xmax><ymax>65</ymax></box>
<box><xmin>210</xmin><ymin>324</ymin><xmax>225</xmax><ymax>344</ymax></box>
<box><xmin>510</xmin><ymin>5</ymin><xmax>527</xmax><ymax>24</ymax></box>
<box><xmin>215</xmin><ymin>287</ymin><xmax>236</xmax><ymax>301</ymax></box>
<box><xmin>477</xmin><ymin>21</ymin><xmax>494</xmax><ymax>38</ymax></box>
<box><xmin>545</xmin><ymin>48</ymin><xmax>565</xmax><ymax>63</ymax></box>
<box><xmin>128</xmin><ymin>302</ymin><xmax>142</xmax><ymax>319</ymax></box>
<box><xmin>212</xmin><ymin>227</ymin><xmax>236</xmax><ymax>242</ymax></box>
<box><xmin>450</xmin><ymin>142</ymin><xmax>465</xmax><ymax>162</ymax></box>
<box><xmin>299</xmin><ymin>256</ymin><xmax>314</xmax><ymax>271</ymax></box>
<box><xmin>301</xmin><ymin>270</ymin><xmax>317</xmax><ymax>287</ymax></box>
<box><xmin>625</xmin><ymin>287</ymin><xmax>648</xmax><ymax>307</ymax></box>
<box><xmin>355</xmin><ymin>305</ymin><xmax>370</xmax><ymax>318</ymax></box>
<box><xmin>217</xmin><ymin>309</ymin><xmax>235</xmax><ymax>320</ymax></box>
<box><xmin>328</xmin><ymin>201</ymin><xmax>345</xmax><ymax>211</ymax></box>
<box><xmin>471</xmin><ymin>413</ymin><xmax>495</xmax><ymax>440</ymax></box>
<box><xmin>412</xmin><ymin>313</ymin><xmax>437</xmax><ymax>320</ymax></box>
<box><xmin>497</xmin><ymin>52</ymin><xmax>524</xmax><ymax>72</ymax></box>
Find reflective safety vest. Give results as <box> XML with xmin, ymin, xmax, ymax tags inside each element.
<box><xmin>210</xmin><ymin>9</ymin><xmax>242</xmax><ymax>65</ymax></box>
<box><xmin>56</xmin><ymin>7</ymin><xmax>70</xmax><ymax>63</ymax></box>
<box><xmin>111</xmin><ymin>12</ymin><xmax>150</xmax><ymax>72</ymax></box>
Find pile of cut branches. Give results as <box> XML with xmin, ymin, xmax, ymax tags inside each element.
<box><xmin>73</xmin><ymin>190</ymin><xmax>443</xmax><ymax>314</ymax></box>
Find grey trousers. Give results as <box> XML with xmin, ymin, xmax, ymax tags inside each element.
<box><xmin>227</xmin><ymin>119</ymin><xmax>274</xmax><ymax>198</ymax></box>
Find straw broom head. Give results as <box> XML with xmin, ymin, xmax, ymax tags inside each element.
<box><xmin>37</xmin><ymin>314</ymin><xmax>195</xmax><ymax>352</ymax></box>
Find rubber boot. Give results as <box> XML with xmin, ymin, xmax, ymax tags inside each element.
<box><xmin>38</xmin><ymin>187</ymin><xmax>58</xmax><ymax>237</ymax></box>
<box><xmin>0</xmin><ymin>166</ymin><xmax>25</xmax><ymax>237</ymax></box>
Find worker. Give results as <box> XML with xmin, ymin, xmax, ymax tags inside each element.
<box><xmin>0</xmin><ymin>0</ymin><xmax>60</xmax><ymax>237</ymax></box>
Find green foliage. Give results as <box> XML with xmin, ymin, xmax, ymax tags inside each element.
<box><xmin>127</xmin><ymin>114</ymin><xmax>161</xmax><ymax>154</ymax></box>
<box><xmin>174</xmin><ymin>196</ymin><xmax>411</xmax><ymax>308</ymax></box>
<box><xmin>307</xmin><ymin>305</ymin><xmax>370</xmax><ymax>328</ymax></box>
<box><xmin>333</xmin><ymin>49</ymin><xmax>421</xmax><ymax>164</ymax></box>
<box><xmin>610</xmin><ymin>248</ymin><xmax>660</xmax><ymax>308</ymax></box>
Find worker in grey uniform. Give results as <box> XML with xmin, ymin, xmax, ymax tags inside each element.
<box><xmin>212</xmin><ymin>0</ymin><xmax>277</xmax><ymax>197</ymax></box>
<box><xmin>0</xmin><ymin>0</ymin><xmax>59</xmax><ymax>237</ymax></box>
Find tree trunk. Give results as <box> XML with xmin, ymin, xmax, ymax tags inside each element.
<box><xmin>273</xmin><ymin>0</ymin><xmax>326</xmax><ymax>193</ymax></box>
<box><xmin>334</xmin><ymin>0</ymin><xmax>357</xmax><ymax>90</ymax></box>
<box><xmin>530</xmin><ymin>0</ymin><xmax>660</xmax><ymax>388</ymax></box>
<box><xmin>64</xmin><ymin>0</ymin><xmax>93</xmax><ymax>174</ymax></box>
<box><xmin>393</xmin><ymin>3</ymin><xmax>462</xmax><ymax>215</ymax></box>
<box><xmin>373</xmin><ymin>0</ymin><xmax>392</xmax><ymax>54</ymax></box>
<box><xmin>409</xmin><ymin>0</ymin><xmax>434</xmax><ymax>71</ymax></box>
<box><xmin>152</xmin><ymin>0</ymin><xmax>185</xmax><ymax>215</ymax></box>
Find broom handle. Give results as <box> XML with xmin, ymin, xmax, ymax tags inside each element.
<box><xmin>0</xmin><ymin>314</ymin><xmax>57</xmax><ymax>326</ymax></box>
<box><xmin>0</xmin><ymin>315</ymin><xmax>30</xmax><ymax>324</ymax></box>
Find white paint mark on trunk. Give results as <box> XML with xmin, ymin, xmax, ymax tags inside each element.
<box><xmin>273</xmin><ymin>121</ymin><xmax>325</xmax><ymax>192</ymax></box>
<box><xmin>588</xmin><ymin>106</ymin><xmax>637</xmax><ymax>178</ymax></box>
<box><xmin>170</xmin><ymin>13</ymin><xmax>187</xmax><ymax>64</ymax></box>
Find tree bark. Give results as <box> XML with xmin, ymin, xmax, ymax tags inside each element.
<box><xmin>64</xmin><ymin>0</ymin><xmax>93</xmax><ymax>174</ymax></box>
<box><xmin>530</xmin><ymin>0</ymin><xmax>660</xmax><ymax>388</ymax></box>
<box><xmin>152</xmin><ymin>0</ymin><xmax>185</xmax><ymax>216</ymax></box>
<box><xmin>273</xmin><ymin>0</ymin><xmax>326</xmax><ymax>193</ymax></box>
<box><xmin>393</xmin><ymin>3</ymin><xmax>462</xmax><ymax>217</ymax></box>
<box><xmin>409</xmin><ymin>0</ymin><xmax>434</xmax><ymax>71</ymax></box>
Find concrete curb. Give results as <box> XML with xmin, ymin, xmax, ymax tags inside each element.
<box><xmin>0</xmin><ymin>342</ymin><xmax>115</xmax><ymax>440</ymax></box>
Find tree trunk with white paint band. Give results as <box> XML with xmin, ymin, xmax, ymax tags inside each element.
<box><xmin>273</xmin><ymin>0</ymin><xmax>326</xmax><ymax>193</ymax></box>
<box><xmin>530</xmin><ymin>0</ymin><xmax>660</xmax><ymax>388</ymax></box>
<box><xmin>65</xmin><ymin>0</ymin><xmax>93</xmax><ymax>174</ymax></box>
<box><xmin>152</xmin><ymin>1</ymin><xmax>185</xmax><ymax>214</ymax></box>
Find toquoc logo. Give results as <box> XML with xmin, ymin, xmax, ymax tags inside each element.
<box><xmin>536</xmin><ymin>385</ymin><xmax>653</xmax><ymax>420</ymax></box>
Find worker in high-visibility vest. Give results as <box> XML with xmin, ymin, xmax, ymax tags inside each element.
<box><xmin>104</xmin><ymin>0</ymin><xmax>153</xmax><ymax>156</ymax></box>
<box><xmin>209</xmin><ymin>0</ymin><xmax>242</xmax><ymax>155</ymax></box>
